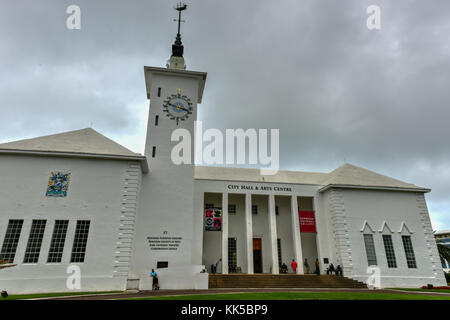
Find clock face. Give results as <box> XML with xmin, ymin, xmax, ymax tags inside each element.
<box><xmin>162</xmin><ymin>92</ymin><xmax>193</xmax><ymax>125</ymax></box>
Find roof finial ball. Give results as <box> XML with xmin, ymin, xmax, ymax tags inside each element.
<box><xmin>167</xmin><ymin>2</ymin><xmax>188</xmax><ymax>70</ymax></box>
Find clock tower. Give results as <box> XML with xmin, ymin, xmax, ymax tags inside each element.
<box><xmin>129</xmin><ymin>3</ymin><xmax>208</xmax><ymax>289</ymax></box>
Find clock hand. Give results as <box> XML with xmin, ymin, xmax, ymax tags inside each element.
<box><xmin>169</xmin><ymin>103</ymin><xmax>191</xmax><ymax>113</ymax></box>
<box><xmin>179</xmin><ymin>107</ymin><xmax>191</xmax><ymax>113</ymax></box>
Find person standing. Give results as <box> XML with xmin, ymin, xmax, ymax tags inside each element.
<box><xmin>314</xmin><ymin>258</ymin><xmax>320</xmax><ymax>275</ymax></box>
<box><xmin>150</xmin><ymin>269</ymin><xmax>160</xmax><ymax>290</ymax></box>
<box><xmin>304</xmin><ymin>258</ymin><xmax>310</xmax><ymax>274</ymax></box>
<box><xmin>291</xmin><ymin>259</ymin><xmax>298</xmax><ymax>274</ymax></box>
<box><xmin>214</xmin><ymin>258</ymin><xmax>221</xmax><ymax>274</ymax></box>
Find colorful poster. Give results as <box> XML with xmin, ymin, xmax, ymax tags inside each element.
<box><xmin>46</xmin><ymin>171</ymin><xmax>71</xmax><ymax>197</ymax></box>
<box><xmin>299</xmin><ymin>210</ymin><xmax>317</xmax><ymax>233</ymax></box>
<box><xmin>205</xmin><ymin>208</ymin><xmax>222</xmax><ymax>231</ymax></box>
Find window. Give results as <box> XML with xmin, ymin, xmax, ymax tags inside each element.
<box><xmin>70</xmin><ymin>220</ymin><xmax>91</xmax><ymax>263</ymax></box>
<box><xmin>157</xmin><ymin>261</ymin><xmax>168</xmax><ymax>268</ymax></box>
<box><xmin>0</xmin><ymin>219</ymin><xmax>24</xmax><ymax>263</ymax></box>
<box><xmin>152</xmin><ymin>146</ymin><xmax>156</xmax><ymax>158</ymax></box>
<box><xmin>402</xmin><ymin>235</ymin><xmax>417</xmax><ymax>268</ymax></box>
<box><xmin>47</xmin><ymin>220</ymin><xmax>69</xmax><ymax>263</ymax></box>
<box><xmin>23</xmin><ymin>220</ymin><xmax>47</xmax><ymax>263</ymax></box>
<box><xmin>275</xmin><ymin>206</ymin><xmax>279</xmax><ymax>216</ymax></box>
<box><xmin>228</xmin><ymin>238</ymin><xmax>237</xmax><ymax>270</ymax></box>
<box><xmin>205</xmin><ymin>203</ymin><xmax>214</xmax><ymax>210</ymax></box>
<box><xmin>228</xmin><ymin>204</ymin><xmax>236</xmax><ymax>215</ymax></box>
<box><xmin>363</xmin><ymin>234</ymin><xmax>377</xmax><ymax>266</ymax></box>
<box><xmin>382</xmin><ymin>235</ymin><xmax>397</xmax><ymax>268</ymax></box>
<box><xmin>252</xmin><ymin>205</ymin><xmax>258</xmax><ymax>215</ymax></box>
<box><xmin>157</xmin><ymin>87</ymin><xmax>161</xmax><ymax>97</ymax></box>
<box><xmin>155</xmin><ymin>115</ymin><xmax>159</xmax><ymax>126</ymax></box>
<box><xmin>277</xmin><ymin>238</ymin><xmax>282</xmax><ymax>267</ymax></box>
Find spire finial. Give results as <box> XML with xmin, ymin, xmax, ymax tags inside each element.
<box><xmin>174</xmin><ymin>2</ymin><xmax>187</xmax><ymax>44</ymax></box>
<box><xmin>167</xmin><ymin>3</ymin><xmax>188</xmax><ymax>69</ymax></box>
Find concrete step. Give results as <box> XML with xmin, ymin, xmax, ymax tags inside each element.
<box><xmin>208</xmin><ymin>274</ymin><xmax>367</xmax><ymax>289</ymax></box>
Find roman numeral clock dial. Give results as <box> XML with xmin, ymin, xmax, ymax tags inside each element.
<box><xmin>162</xmin><ymin>89</ymin><xmax>193</xmax><ymax>125</ymax></box>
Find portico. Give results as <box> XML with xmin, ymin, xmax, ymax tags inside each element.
<box><xmin>201</xmin><ymin>187</ymin><xmax>319</xmax><ymax>275</ymax></box>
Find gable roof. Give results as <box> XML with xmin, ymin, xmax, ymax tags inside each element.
<box><xmin>318</xmin><ymin>163</ymin><xmax>428</xmax><ymax>192</ymax></box>
<box><xmin>0</xmin><ymin>128</ymin><xmax>148</xmax><ymax>172</ymax></box>
<box><xmin>195</xmin><ymin>163</ymin><xmax>429</xmax><ymax>193</ymax></box>
<box><xmin>0</xmin><ymin>128</ymin><xmax>140</xmax><ymax>157</ymax></box>
<box><xmin>194</xmin><ymin>166</ymin><xmax>328</xmax><ymax>185</ymax></box>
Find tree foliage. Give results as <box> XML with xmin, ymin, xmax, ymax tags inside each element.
<box><xmin>437</xmin><ymin>243</ymin><xmax>450</xmax><ymax>263</ymax></box>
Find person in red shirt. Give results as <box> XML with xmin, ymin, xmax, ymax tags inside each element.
<box><xmin>291</xmin><ymin>259</ymin><xmax>298</xmax><ymax>274</ymax></box>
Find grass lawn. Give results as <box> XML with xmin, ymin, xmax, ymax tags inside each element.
<box><xmin>125</xmin><ymin>291</ymin><xmax>450</xmax><ymax>300</ymax></box>
<box><xmin>392</xmin><ymin>288</ymin><xmax>450</xmax><ymax>294</ymax></box>
<box><xmin>0</xmin><ymin>291</ymin><xmax>122</xmax><ymax>300</ymax></box>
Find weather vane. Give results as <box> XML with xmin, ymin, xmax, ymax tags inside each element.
<box><xmin>168</xmin><ymin>2</ymin><xmax>188</xmax><ymax>69</ymax></box>
<box><xmin>173</xmin><ymin>2</ymin><xmax>187</xmax><ymax>47</ymax></box>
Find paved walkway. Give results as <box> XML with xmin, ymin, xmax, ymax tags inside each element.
<box><xmin>38</xmin><ymin>288</ymin><xmax>450</xmax><ymax>300</ymax></box>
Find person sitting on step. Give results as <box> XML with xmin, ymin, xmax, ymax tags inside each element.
<box><xmin>335</xmin><ymin>265</ymin><xmax>343</xmax><ymax>276</ymax></box>
<box><xmin>326</xmin><ymin>263</ymin><xmax>336</xmax><ymax>275</ymax></box>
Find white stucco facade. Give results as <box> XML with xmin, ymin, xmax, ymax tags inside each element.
<box><xmin>0</xmin><ymin>153</ymin><xmax>143</xmax><ymax>293</ymax></box>
<box><xmin>0</xmin><ymin>63</ymin><xmax>446</xmax><ymax>294</ymax></box>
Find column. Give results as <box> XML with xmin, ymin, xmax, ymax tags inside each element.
<box><xmin>268</xmin><ymin>194</ymin><xmax>279</xmax><ymax>274</ymax></box>
<box><xmin>245</xmin><ymin>193</ymin><xmax>254</xmax><ymax>274</ymax></box>
<box><xmin>221</xmin><ymin>192</ymin><xmax>229</xmax><ymax>274</ymax></box>
<box><xmin>291</xmin><ymin>195</ymin><xmax>304</xmax><ymax>273</ymax></box>
<box><xmin>312</xmin><ymin>196</ymin><xmax>324</xmax><ymax>274</ymax></box>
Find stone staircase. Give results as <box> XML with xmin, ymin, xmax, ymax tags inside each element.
<box><xmin>209</xmin><ymin>274</ymin><xmax>367</xmax><ymax>289</ymax></box>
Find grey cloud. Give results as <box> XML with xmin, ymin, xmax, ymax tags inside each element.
<box><xmin>0</xmin><ymin>0</ymin><xmax>449</xmax><ymax>229</ymax></box>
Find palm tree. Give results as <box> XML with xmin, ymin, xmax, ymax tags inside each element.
<box><xmin>437</xmin><ymin>243</ymin><xmax>450</xmax><ymax>263</ymax></box>
<box><xmin>437</xmin><ymin>243</ymin><xmax>450</xmax><ymax>283</ymax></box>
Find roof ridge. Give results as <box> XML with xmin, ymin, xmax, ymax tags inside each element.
<box><xmin>0</xmin><ymin>127</ymin><xmax>141</xmax><ymax>157</ymax></box>
<box><xmin>195</xmin><ymin>163</ymin><xmax>427</xmax><ymax>192</ymax></box>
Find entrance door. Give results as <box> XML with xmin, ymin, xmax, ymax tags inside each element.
<box><xmin>253</xmin><ymin>238</ymin><xmax>263</xmax><ymax>273</ymax></box>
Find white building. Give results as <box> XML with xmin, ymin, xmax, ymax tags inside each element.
<box><xmin>0</xmin><ymin>12</ymin><xmax>447</xmax><ymax>293</ymax></box>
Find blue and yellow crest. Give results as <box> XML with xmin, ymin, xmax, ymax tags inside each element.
<box><xmin>46</xmin><ymin>171</ymin><xmax>71</xmax><ymax>197</ymax></box>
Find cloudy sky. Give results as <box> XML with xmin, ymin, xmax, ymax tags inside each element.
<box><xmin>1</xmin><ymin>0</ymin><xmax>449</xmax><ymax>229</ymax></box>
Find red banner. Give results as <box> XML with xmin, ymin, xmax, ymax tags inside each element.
<box><xmin>299</xmin><ymin>211</ymin><xmax>317</xmax><ymax>233</ymax></box>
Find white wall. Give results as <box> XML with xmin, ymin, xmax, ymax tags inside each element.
<box><xmin>300</xmin><ymin>233</ymin><xmax>318</xmax><ymax>273</ymax></box>
<box><xmin>324</xmin><ymin>188</ymin><xmax>447</xmax><ymax>288</ymax></box>
<box><xmin>130</xmin><ymin>71</ymin><xmax>207</xmax><ymax>289</ymax></box>
<box><xmin>227</xmin><ymin>194</ymin><xmax>248</xmax><ymax>273</ymax></box>
<box><xmin>275</xmin><ymin>196</ymin><xmax>295</xmax><ymax>271</ymax></box>
<box><xmin>0</xmin><ymin>155</ymin><xmax>141</xmax><ymax>294</ymax></box>
<box><xmin>202</xmin><ymin>193</ymin><xmax>223</xmax><ymax>273</ymax></box>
